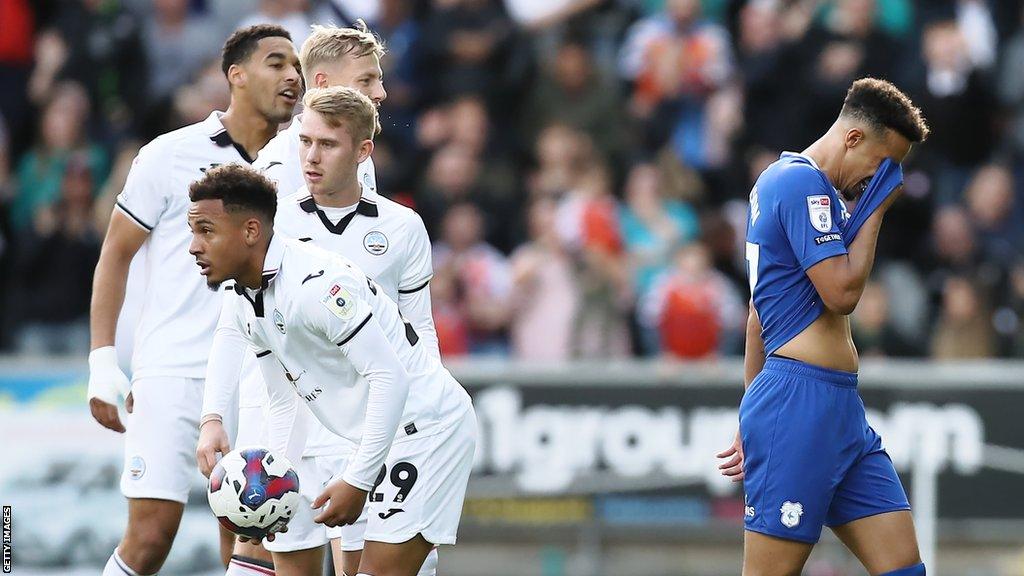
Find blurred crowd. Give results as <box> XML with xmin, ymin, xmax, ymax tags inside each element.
<box><xmin>1</xmin><ymin>0</ymin><xmax>1023</xmax><ymax>360</ymax></box>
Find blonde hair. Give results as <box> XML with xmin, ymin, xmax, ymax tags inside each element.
<box><xmin>300</xmin><ymin>21</ymin><xmax>385</xmax><ymax>83</ymax></box>
<box><xmin>303</xmin><ymin>86</ymin><xmax>378</xmax><ymax>142</ymax></box>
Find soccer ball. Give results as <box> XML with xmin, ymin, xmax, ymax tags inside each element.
<box><xmin>208</xmin><ymin>447</ymin><xmax>301</xmax><ymax>540</ymax></box>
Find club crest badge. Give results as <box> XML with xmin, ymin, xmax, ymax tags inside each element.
<box><xmin>780</xmin><ymin>501</ymin><xmax>804</xmax><ymax>528</ymax></box>
<box><xmin>364</xmin><ymin>231</ymin><xmax>388</xmax><ymax>255</ymax></box>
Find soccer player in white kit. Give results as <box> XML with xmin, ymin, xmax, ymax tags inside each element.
<box><xmin>86</xmin><ymin>25</ymin><xmax>301</xmax><ymax>576</ymax></box>
<box><xmin>197</xmin><ymin>23</ymin><xmax>440</xmax><ymax>576</ymax></box>
<box><xmin>185</xmin><ymin>100</ymin><xmax>476</xmax><ymax>576</ymax></box>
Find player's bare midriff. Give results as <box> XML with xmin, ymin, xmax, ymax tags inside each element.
<box><xmin>774</xmin><ymin>309</ymin><xmax>859</xmax><ymax>373</ymax></box>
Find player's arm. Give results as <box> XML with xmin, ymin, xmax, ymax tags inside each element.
<box><xmin>256</xmin><ymin>350</ymin><xmax>309</xmax><ymax>465</ymax></box>
<box><xmin>775</xmin><ymin>166</ymin><xmax>897</xmax><ymax>316</ymax></box>
<box><xmin>717</xmin><ymin>301</ymin><xmax>762</xmax><ymax>482</ymax></box>
<box><xmin>196</xmin><ymin>290</ymin><xmax>247</xmax><ymax>476</ymax></box>
<box><xmin>305</xmin><ymin>280</ymin><xmax>411</xmax><ymax>526</ymax></box>
<box><xmin>88</xmin><ymin>143</ymin><xmax>167</xmax><ymax>432</ymax></box>
<box><xmin>804</xmin><ymin>202</ymin><xmax>890</xmax><ymax>315</ymax></box>
<box><xmin>398</xmin><ymin>215</ymin><xmax>440</xmax><ymax>359</ymax></box>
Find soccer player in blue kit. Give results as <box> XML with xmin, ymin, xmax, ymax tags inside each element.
<box><xmin>716</xmin><ymin>78</ymin><xmax>930</xmax><ymax>575</ymax></box>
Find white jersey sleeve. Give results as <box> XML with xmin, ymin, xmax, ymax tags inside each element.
<box><xmin>256</xmin><ymin>350</ymin><xmax>309</xmax><ymax>465</ymax></box>
<box><xmin>301</xmin><ymin>277</ymin><xmax>411</xmax><ymax>491</ymax></box>
<box><xmin>396</xmin><ymin>213</ymin><xmax>439</xmax><ymax>358</ymax></box>
<box><xmin>255</xmin><ymin>120</ymin><xmax>305</xmax><ymax>198</ymax></box>
<box><xmin>115</xmin><ymin>140</ymin><xmax>172</xmax><ymax>231</ymax></box>
<box><xmin>200</xmin><ymin>289</ymin><xmax>247</xmax><ymax>419</ymax></box>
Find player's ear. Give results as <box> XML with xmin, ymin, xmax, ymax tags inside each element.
<box><xmin>313</xmin><ymin>71</ymin><xmax>329</xmax><ymax>89</ymax></box>
<box><xmin>357</xmin><ymin>139</ymin><xmax>374</xmax><ymax>164</ymax></box>
<box><xmin>242</xmin><ymin>217</ymin><xmax>261</xmax><ymax>246</ymax></box>
<box><xmin>227</xmin><ymin>63</ymin><xmax>246</xmax><ymax>90</ymax></box>
<box><xmin>845</xmin><ymin>127</ymin><xmax>864</xmax><ymax>150</ymax></box>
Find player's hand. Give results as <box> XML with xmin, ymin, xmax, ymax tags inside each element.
<box><xmin>312</xmin><ymin>479</ymin><xmax>368</xmax><ymax>527</ymax></box>
<box><xmin>196</xmin><ymin>419</ymin><xmax>231</xmax><ymax>478</ymax></box>
<box><xmin>716</xmin><ymin>428</ymin><xmax>745</xmax><ymax>483</ymax></box>
<box><xmin>87</xmin><ymin>346</ymin><xmax>131</xmax><ymax>433</ymax></box>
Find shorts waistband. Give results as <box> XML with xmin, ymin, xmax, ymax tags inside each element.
<box><xmin>762</xmin><ymin>356</ymin><xmax>858</xmax><ymax>388</ymax></box>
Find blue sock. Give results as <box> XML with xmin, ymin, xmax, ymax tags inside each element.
<box><xmin>879</xmin><ymin>562</ymin><xmax>925</xmax><ymax>576</ymax></box>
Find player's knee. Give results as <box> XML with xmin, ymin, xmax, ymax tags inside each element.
<box><xmin>878</xmin><ymin>562</ymin><xmax>925</xmax><ymax>576</ymax></box>
<box><xmin>121</xmin><ymin>524</ymin><xmax>176</xmax><ymax>573</ymax></box>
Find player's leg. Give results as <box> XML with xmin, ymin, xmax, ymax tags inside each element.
<box><xmin>358</xmin><ymin>535</ymin><xmax>433</xmax><ymax>576</ymax></box>
<box><xmin>832</xmin><ymin>511</ymin><xmax>922</xmax><ymax>575</ymax></box>
<box><xmin>219</xmin><ymin>525</ymin><xmax>237</xmax><ymax>566</ymax></box>
<box><xmin>360</xmin><ymin>408</ymin><xmax>476</xmax><ymax>576</ymax></box>
<box><xmin>742</xmin><ymin>532</ymin><xmax>813</xmax><ymax>576</ymax></box>
<box><xmin>271</xmin><ymin>546</ymin><xmax>326</xmax><ymax>576</ymax></box>
<box><xmin>331</xmin><ymin>536</ymin><xmax>363</xmax><ymax>576</ymax></box>
<box><xmin>105</xmin><ymin>376</ymin><xmax>203</xmax><ymax>574</ymax></box>
<box><xmin>103</xmin><ymin>498</ymin><xmax>184</xmax><ymax>575</ymax></box>
<box><xmin>227</xmin><ymin>541</ymin><xmax>276</xmax><ymax>575</ymax></box>
<box><xmin>826</xmin><ymin>426</ymin><xmax>920</xmax><ymax>575</ymax></box>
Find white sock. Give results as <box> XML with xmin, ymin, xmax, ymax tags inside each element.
<box><xmin>416</xmin><ymin>547</ymin><xmax>439</xmax><ymax>576</ymax></box>
<box><xmin>102</xmin><ymin>549</ymin><xmax>142</xmax><ymax>576</ymax></box>
<box><xmin>226</xmin><ymin>555</ymin><xmax>276</xmax><ymax>576</ymax></box>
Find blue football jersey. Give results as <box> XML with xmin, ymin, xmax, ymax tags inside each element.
<box><xmin>746</xmin><ymin>153</ymin><xmax>849</xmax><ymax>354</ymax></box>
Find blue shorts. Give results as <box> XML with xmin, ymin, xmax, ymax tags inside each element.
<box><xmin>740</xmin><ymin>357</ymin><xmax>910</xmax><ymax>543</ymax></box>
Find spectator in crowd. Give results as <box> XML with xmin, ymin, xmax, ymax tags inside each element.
<box><xmin>433</xmin><ymin>202</ymin><xmax>514</xmax><ymax>355</ymax></box>
<box><xmin>641</xmin><ymin>241</ymin><xmax>745</xmax><ymax>359</ymax></box>
<box><xmin>142</xmin><ymin>0</ymin><xmax>221</xmax><ymax>106</ymax></box>
<box><xmin>963</xmin><ymin>163</ymin><xmax>1024</xmax><ymax>266</ymax></box>
<box><xmin>510</xmin><ymin>196</ymin><xmax>579</xmax><ymax>361</ymax></box>
<box><xmin>13</xmin><ymin>82</ymin><xmax>108</xmax><ymax>231</ymax></box>
<box><xmin>931</xmin><ymin>275</ymin><xmax>997</xmax><ymax>359</ymax></box>
<box><xmin>28</xmin><ymin>0</ymin><xmax>148</xmax><ymax>137</ymax></box>
<box><xmin>558</xmin><ymin>165</ymin><xmax>632</xmax><ymax>357</ymax></box>
<box><xmin>238</xmin><ymin>0</ymin><xmax>314</xmax><ymax>48</ymax></box>
<box><xmin>619</xmin><ymin>162</ymin><xmax>699</xmax><ymax>353</ymax></box>
<box><xmin>12</xmin><ymin>154</ymin><xmax>101</xmax><ymax>354</ymax></box>
<box><xmin>619</xmin><ymin>0</ymin><xmax>733</xmax><ymax>169</ymax></box>
<box><xmin>524</xmin><ymin>33</ymin><xmax>626</xmax><ymax>166</ymax></box>
<box><xmin>911</xmin><ymin>19</ymin><xmax>995</xmax><ymax>203</ymax></box>
<box><xmin>998</xmin><ymin>4</ymin><xmax>1024</xmax><ymax>159</ymax></box>
<box><xmin>851</xmin><ymin>280</ymin><xmax>920</xmax><ymax>357</ymax></box>
<box><xmin>421</xmin><ymin>0</ymin><xmax>514</xmax><ymax>103</ymax></box>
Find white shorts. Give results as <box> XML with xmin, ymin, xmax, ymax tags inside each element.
<box><xmin>264</xmin><ymin>453</ymin><xmax>367</xmax><ymax>553</ymax></box>
<box><xmin>365</xmin><ymin>408</ymin><xmax>477</xmax><ymax>546</ymax></box>
<box><xmin>121</xmin><ymin>376</ymin><xmax>204</xmax><ymax>503</ymax></box>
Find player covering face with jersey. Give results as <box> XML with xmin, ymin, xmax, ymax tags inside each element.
<box><xmin>716</xmin><ymin>78</ymin><xmax>929</xmax><ymax>576</ymax></box>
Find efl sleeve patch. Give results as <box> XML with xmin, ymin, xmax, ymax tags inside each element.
<box><xmin>807</xmin><ymin>195</ymin><xmax>833</xmax><ymax>233</ymax></box>
<box><xmin>321</xmin><ymin>283</ymin><xmax>356</xmax><ymax>320</ymax></box>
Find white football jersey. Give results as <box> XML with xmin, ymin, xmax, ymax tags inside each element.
<box><xmin>254</xmin><ymin>114</ymin><xmax>378</xmax><ymax>198</ymax></box>
<box><xmin>116</xmin><ymin>112</ymin><xmax>257</xmax><ymax>379</ymax></box>
<box><xmin>229</xmin><ymin>237</ymin><xmax>470</xmax><ymax>489</ymax></box>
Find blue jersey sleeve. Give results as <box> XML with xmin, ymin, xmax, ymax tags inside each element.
<box><xmin>775</xmin><ymin>166</ymin><xmax>848</xmax><ymax>270</ymax></box>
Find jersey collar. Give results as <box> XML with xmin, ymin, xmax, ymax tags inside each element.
<box><xmin>260</xmin><ymin>233</ymin><xmax>286</xmax><ymax>286</ymax></box>
<box><xmin>780</xmin><ymin>151</ymin><xmax>822</xmax><ymax>172</ymax></box>
<box><xmin>204</xmin><ymin>111</ymin><xmax>256</xmax><ymax>164</ymax></box>
<box><xmin>298</xmin><ymin>190</ymin><xmax>379</xmax><ymax>235</ymax></box>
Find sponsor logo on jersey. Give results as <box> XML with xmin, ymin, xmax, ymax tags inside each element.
<box><xmin>807</xmin><ymin>195</ymin><xmax>833</xmax><ymax>233</ymax></box>
<box><xmin>780</xmin><ymin>501</ymin><xmax>803</xmax><ymax>528</ymax></box>
<box><xmin>363</xmin><ymin>231</ymin><xmax>389</xmax><ymax>255</ymax></box>
<box><xmin>273</xmin><ymin>309</ymin><xmax>286</xmax><ymax>333</ymax></box>
<box><xmin>814</xmin><ymin>233</ymin><xmax>842</xmax><ymax>245</ymax></box>
<box><xmin>321</xmin><ymin>284</ymin><xmax>356</xmax><ymax>319</ymax></box>
<box><xmin>378</xmin><ymin>508</ymin><xmax>404</xmax><ymax>520</ymax></box>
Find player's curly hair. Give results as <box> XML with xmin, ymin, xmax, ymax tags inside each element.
<box><xmin>840</xmin><ymin>78</ymin><xmax>930</xmax><ymax>143</ymax></box>
<box><xmin>189</xmin><ymin>164</ymin><xmax>277</xmax><ymax>223</ymax></box>
<box><xmin>221</xmin><ymin>24</ymin><xmax>293</xmax><ymax>77</ymax></box>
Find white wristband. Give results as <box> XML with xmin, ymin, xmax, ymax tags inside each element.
<box><xmin>87</xmin><ymin>346</ymin><xmax>131</xmax><ymax>404</ymax></box>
